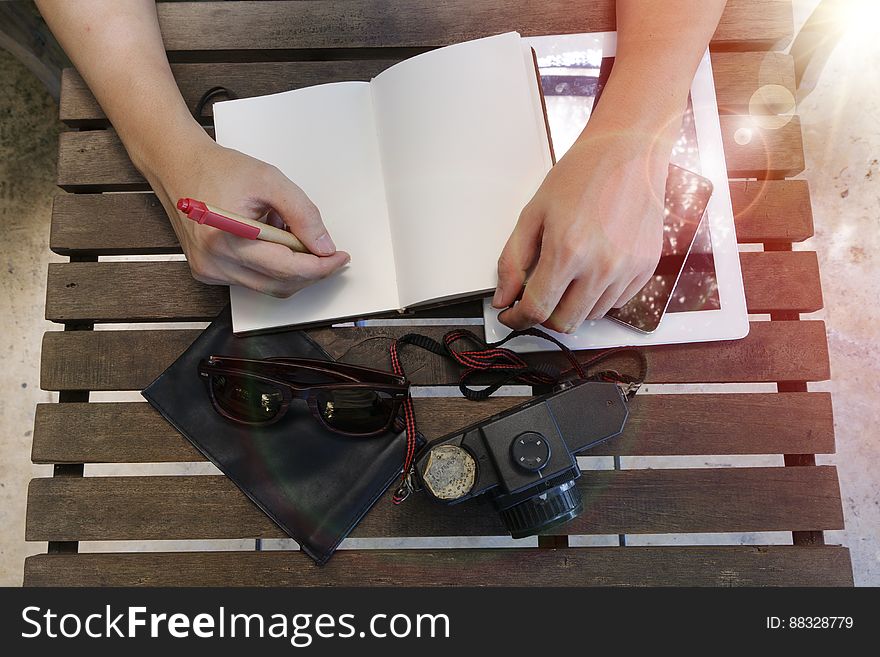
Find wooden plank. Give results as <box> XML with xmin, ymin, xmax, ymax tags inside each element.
<box><xmin>30</xmin><ymin>392</ymin><xmax>836</xmax><ymax>464</ymax></box>
<box><xmin>739</xmin><ymin>251</ymin><xmax>822</xmax><ymax>314</ymax></box>
<box><xmin>57</xmin><ymin>130</ymin><xmax>143</xmax><ymax>192</ymax></box>
<box><xmin>48</xmin><ymin>181</ymin><xmax>814</xmax><ymax>256</ymax></box>
<box><xmin>25</xmin><ymin>465</ymin><xmax>844</xmax><ymax>541</ymax></box>
<box><xmin>45</xmin><ymin>261</ymin><xmax>228</xmax><ymax>323</ymax></box>
<box><xmin>145</xmin><ymin>1</ymin><xmax>790</xmax><ymax>55</ymax></box>
<box><xmin>50</xmin><ymin>193</ymin><xmax>179</xmax><ymax>255</ymax></box>
<box><xmin>55</xmin><ymin>115</ymin><xmax>805</xmax><ymax>190</ymax></box>
<box><xmin>707</xmin><ymin>0</ymin><xmax>793</xmax><ymax>51</ymax></box>
<box><xmin>721</xmin><ymin>115</ymin><xmax>804</xmax><ymax>178</ymax></box>
<box><xmin>602</xmin><ymin>392</ymin><xmax>835</xmax><ymax>456</ymax></box>
<box><xmin>60</xmin><ymin>60</ymin><xmax>393</xmax><ymax>126</ymax></box>
<box><xmin>43</xmin><ymin>251</ymin><xmax>822</xmax><ymax>324</ymax></box>
<box><xmin>731</xmin><ymin>179</ymin><xmax>813</xmax><ymax>242</ymax></box>
<box><xmin>712</xmin><ymin>52</ymin><xmax>796</xmax><ymax>115</ymax></box>
<box><xmin>39</xmin><ymin>320</ymin><xmax>831</xmax><ymax>391</ymax></box>
<box><xmin>60</xmin><ymin>52</ymin><xmax>794</xmax><ymax>125</ymax></box>
<box><xmin>24</xmin><ymin>546</ymin><xmax>853</xmax><ymax>587</ymax></box>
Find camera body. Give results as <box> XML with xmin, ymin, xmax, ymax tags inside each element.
<box><xmin>415</xmin><ymin>380</ymin><xmax>629</xmax><ymax>538</ymax></box>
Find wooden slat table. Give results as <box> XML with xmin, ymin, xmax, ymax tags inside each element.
<box><xmin>25</xmin><ymin>0</ymin><xmax>853</xmax><ymax>587</ymax></box>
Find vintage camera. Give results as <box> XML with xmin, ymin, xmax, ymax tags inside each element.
<box><xmin>415</xmin><ymin>380</ymin><xmax>629</xmax><ymax>538</ymax></box>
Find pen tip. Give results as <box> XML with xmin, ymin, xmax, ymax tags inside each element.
<box><xmin>176</xmin><ymin>198</ymin><xmax>190</xmax><ymax>213</ymax></box>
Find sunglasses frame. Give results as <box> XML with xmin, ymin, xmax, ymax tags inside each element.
<box><xmin>198</xmin><ymin>356</ymin><xmax>410</xmax><ymax>437</ymax></box>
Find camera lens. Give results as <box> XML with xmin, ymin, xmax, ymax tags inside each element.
<box><xmin>497</xmin><ymin>480</ymin><xmax>583</xmax><ymax>539</ymax></box>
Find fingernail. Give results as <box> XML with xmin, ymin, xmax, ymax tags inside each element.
<box><xmin>314</xmin><ymin>232</ymin><xmax>336</xmax><ymax>255</ymax></box>
<box><xmin>492</xmin><ymin>285</ymin><xmax>504</xmax><ymax>308</ymax></box>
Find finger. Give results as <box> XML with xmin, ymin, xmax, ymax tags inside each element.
<box><xmin>542</xmin><ymin>277</ymin><xmax>603</xmax><ymax>334</ymax></box>
<box><xmin>613</xmin><ymin>271</ymin><xmax>654</xmax><ymax>309</ymax></box>
<box><xmin>498</xmin><ymin>256</ymin><xmax>570</xmax><ymax>330</ymax></box>
<box><xmin>265</xmin><ymin>170</ymin><xmax>337</xmax><ymax>255</ymax></box>
<box><xmin>287</xmin><ymin>250</ymin><xmax>352</xmax><ymax>281</ymax></box>
<box><xmin>265</xmin><ymin>209</ymin><xmax>286</xmax><ymax>230</ymax></box>
<box><xmin>227</xmin><ymin>239</ymin><xmax>350</xmax><ymax>281</ymax></box>
<box><xmin>232</xmin><ymin>254</ymin><xmax>351</xmax><ymax>298</ymax></box>
<box><xmin>186</xmin><ymin>248</ymin><xmax>300</xmax><ymax>298</ymax></box>
<box><xmin>586</xmin><ymin>281</ymin><xmax>631</xmax><ymax>321</ymax></box>
<box><xmin>493</xmin><ymin>204</ymin><xmax>542</xmax><ymax>308</ymax></box>
<box><xmin>225</xmin><ymin>266</ymin><xmax>301</xmax><ymax>298</ymax></box>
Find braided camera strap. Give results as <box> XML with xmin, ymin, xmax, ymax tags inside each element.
<box><xmin>388</xmin><ymin>327</ymin><xmax>647</xmax><ymax>504</ymax></box>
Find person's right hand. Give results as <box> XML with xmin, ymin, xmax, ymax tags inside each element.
<box><xmin>146</xmin><ymin>132</ymin><xmax>350</xmax><ymax>298</ymax></box>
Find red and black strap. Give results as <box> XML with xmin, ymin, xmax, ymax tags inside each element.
<box><xmin>389</xmin><ymin>338</ymin><xmax>418</xmax><ymax>504</ymax></box>
<box><xmin>388</xmin><ymin>327</ymin><xmax>647</xmax><ymax>504</ymax></box>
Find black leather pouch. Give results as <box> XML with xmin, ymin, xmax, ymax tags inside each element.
<box><xmin>142</xmin><ymin>306</ymin><xmax>409</xmax><ymax>565</ymax></box>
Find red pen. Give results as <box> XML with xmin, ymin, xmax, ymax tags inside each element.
<box><xmin>176</xmin><ymin>198</ymin><xmax>309</xmax><ymax>253</ymax></box>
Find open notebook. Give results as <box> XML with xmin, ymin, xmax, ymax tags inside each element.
<box><xmin>213</xmin><ymin>32</ymin><xmax>554</xmax><ymax>334</ymax></box>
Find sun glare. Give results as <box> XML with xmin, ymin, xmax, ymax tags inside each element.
<box><xmin>833</xmin><ymin>0</ymin><xmax>880</xmax><ymax>40</ymax></box>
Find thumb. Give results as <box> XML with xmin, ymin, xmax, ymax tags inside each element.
<box><xmin>493</xmin><ymin>205</ymin><xmax>542</xmax><ymax>308</ymax></box>
<box><xmin>266</xmin><ymin>172</ymin><xmax>337</xmax><ymax>256</ymax></box>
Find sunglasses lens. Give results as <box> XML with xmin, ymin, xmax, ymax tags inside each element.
<box><xmin>211</xmin><ymin>374</ymin><xmax>284</xmax><ymax>423</ymax></box>
<box><xmin>316</xmin><ymin>389</ymin><xmax>397</xmax><ymax>435</ymax></box>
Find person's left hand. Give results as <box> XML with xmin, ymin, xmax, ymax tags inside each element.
<box><xmin>493</xmin><ymin>126</ymin><xmax>672</xmax><ymax>333</ymax></box>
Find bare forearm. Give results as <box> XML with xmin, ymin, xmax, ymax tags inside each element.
<box><xmin>585</xmin><ymin>0</ymin><xmax>727</xmax><ymax>145</ymax></box>
<box><xmin>35</xmin><ymin>0</ymin><xmax>206</xmax><ymax>176</ymax></box>
<box><xmin>497</xmin><ymin>1</ymin><xmax>728</xmax><ymax>331</ymax></box>
<box><xmin>35</xmin><ymin>1</ymin><xmax>352</xmax><ymax>297</ymax></box>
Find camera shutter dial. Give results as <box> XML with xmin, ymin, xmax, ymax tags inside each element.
<box><xmin>511</xmin><ymin>432</ymin><xmax>551</xmax><ymax>472</ymax></box>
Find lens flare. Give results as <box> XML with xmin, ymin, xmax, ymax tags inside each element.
<box><xmin>734</xmin><ymin>127</ymin><xmax>753</xmax><ymax>145</ymax></box>
<box><xmin>749</xmin><ymin>84</ymin><xmax>796</xmax><ymax>130</ymax></box>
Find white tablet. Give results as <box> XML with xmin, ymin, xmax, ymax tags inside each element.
<box><xmin>483</xmin><ymin>32</ymin><xmax>749</xmax><ymax>351</ymax></box>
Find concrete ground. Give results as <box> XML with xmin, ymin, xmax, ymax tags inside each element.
<box><xmin>1</xmin><ymin>1</ymin><xmax>877</xmax><ymax>585</ymax></box>
<box><xmin>0</xmin><ymin>47</ymin><xmax>61</xmax><ymax>586</ymax></box>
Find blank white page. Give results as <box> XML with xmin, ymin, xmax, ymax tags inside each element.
<box><xmin>213</xmin><ymin>82</ymin><xmax>400</xmax><ymax>333</ymax></box>
<box><xmin>371</xmin><ymin>33</ymin><xmax>554</xmax><ymax>308</ymax></box>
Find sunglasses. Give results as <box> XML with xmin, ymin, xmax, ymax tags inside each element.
<box><xmin>198</xmin><ymin>356</ymin><xmax>410</xmax><ymax>437</ymax></box>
